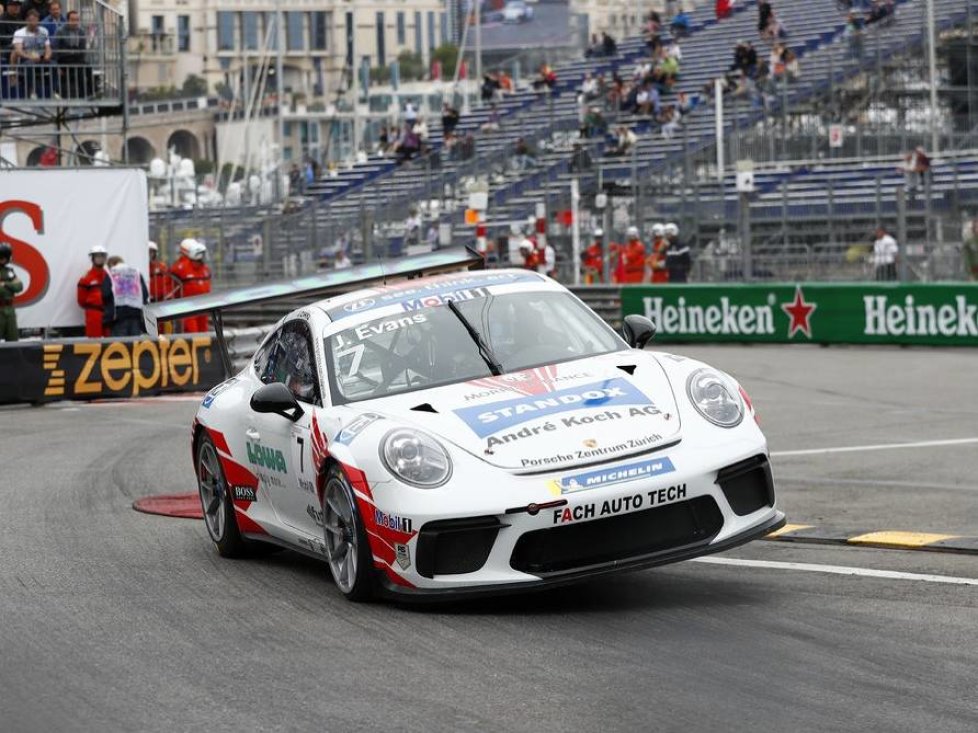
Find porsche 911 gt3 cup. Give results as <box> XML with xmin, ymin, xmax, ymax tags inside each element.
<box><xmin>161</xmin><ymin>255</ymin><xmax>784</xmax><ymax>601</ymax></box>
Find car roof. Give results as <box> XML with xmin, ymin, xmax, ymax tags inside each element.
<box><xmin>311</xmin><ymin>268</ymin><xmax>553</xmax><ymax>323</ymax></box>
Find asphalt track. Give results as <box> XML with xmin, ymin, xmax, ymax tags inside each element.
<box><xmin>2</xmin><ymin>345</ymin><xmax>978</xmax><ymax>732</ymax></box>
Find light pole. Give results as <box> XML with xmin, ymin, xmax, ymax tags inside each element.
<box><xmin>926</xmin><ymin>0</ymin><xmax>939</xmax><ymax>154</ymax></box>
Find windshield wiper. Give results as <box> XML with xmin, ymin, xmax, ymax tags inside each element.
<box><xmin>446</xmin><ymin>298</ymin><xmax>502</xmax><ymax>376</ymax></box>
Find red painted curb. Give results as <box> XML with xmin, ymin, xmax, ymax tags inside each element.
<box><xmin>133</xmin><ymin>493</ymin><xmax>203</xmax><ymax>520</ymax></box>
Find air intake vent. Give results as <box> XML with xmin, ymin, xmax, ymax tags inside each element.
<box><xmin>617</xmin><ymin>365</ymin><xmax>637</xmax><ymax>375</ymax></box>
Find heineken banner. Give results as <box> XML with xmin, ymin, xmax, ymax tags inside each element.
<box><xmin>620</xmin><ymin>283</ymin><xmax>978</xmax><ymax>346</ymax></box>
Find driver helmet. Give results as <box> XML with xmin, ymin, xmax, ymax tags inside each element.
<box><xmin>0</xmin><ymin>242</ymin><xmax>11</xmax><ymax>261</ymax></box>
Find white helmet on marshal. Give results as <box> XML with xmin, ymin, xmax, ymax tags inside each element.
<box><xmin>664</xmin><ymin>222</ymin><xmax>679</xmax><ymax>237</ymax></box>
<box><xmin>593</xmin><ymin>228</ymin><xmax>604</xmax><ymax>238</ymax></box>
<box><xmin>651</xmin><ymin>223</ymin><xmax>666</xmax><ymax>237</ymax></box>
<box><xmin>148</xmin><ymin>241</ymin><xmax>158</xmax><ymax>253</ymax></box>
<box><xmin>189</xmin><ymin>241</ymin><xmax>208</xmax><ymax>261</ymax></box>
<box><xmin>179</xmin><ymin>238</ymin><xmax>198</xmax><ymax>257</ymax></box>
<box><xmin>88</xmin><ymin>245</ymin><xmax>108</xmax><ymax>256</ymax></box>
<box><xmin>626</xmin><ymin>225</ymin><xmax>640</xmax><ymax>239</ymax></box>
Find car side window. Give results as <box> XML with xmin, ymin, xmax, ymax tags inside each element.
<box><xmin>262</xmin><ymin>321</ymin><xmax>320</xmax><ymax>405</ymax></box>
<box><xmin>253</xmin><ymin>330</ymin><xmax>278</xmax><ymax>379</ymax></box>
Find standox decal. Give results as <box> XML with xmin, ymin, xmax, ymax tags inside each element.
<box><xmin>453</xmin><ymin>377</ymin><xmax>654</xmax><ymax>438</ymax></box>
<box><xmin>551</xmin><ymin>456</ymin><xmax>676</xmax><ymax>495</ymax></box>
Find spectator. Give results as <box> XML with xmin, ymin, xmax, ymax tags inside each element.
<box><xmin>334</xmin><ymin>249</ymin><xmax>352</xmax><ymax>269</ymax></box>
<box><xmin>0</xmin><ymin>242</ymin><xmax>24</xmax><ymax>342</ymax></box>
<box><xmin>413</xmin><ymin>116</ymin><xmax>429</xmax><ymax>143</ymax></box>
<box><xmin>513</xmin><ymin>137</ymin><xmax>537</xmax><ymax>170</ymax></box>
<box><xmin>148</xmin><ymin>241</ymin><xmax>172</xmax><ymax>303</ymax></box>
<box><xmin>403</xmin><ymin>101</ymin><xmax>417</xmax><ymax>124</ymax></box>
<box><xmin>101</xmin><ymin>255</ymin><xmax>149</xmax><ymax>337</ymax></box>
<box><xmin>872</xmin><ymin>226</ymin><xmax>898</xmax><ymax>281</ymax></box>
<box><xmin>762</xmin><ymin>11</ymin><xmax>788</xmax><ymax>40</ymax></box>
<box><xmin>41</xmin><ymin>0</ymin><xmax>64</xmax><ymax>38</ymax></box>
<box><xmin>481</xmin><ymin>71</ymin><xmax>500</xmax><ymax>104</ymax></box>
<box><xmin>670</xmin><ymin>8</ymin><xmax>691</xmax><ymax>37</ymax></box>
<box><xmin>844</xmin><ymin>13</ymin><xmax>864</xmax><ymax>59</ymax></box>
<box><xmin>77</xmin><ymin>245</ymin><xmax>110</xmax><ymax>338</ymax></box>
<box><xmin>646</xmin><ymin>223</ymin><xmax>670</xmax><ymax>283</ymax></box>
<box><xmin>532</xmin><ymin>63</ymin><xmax>557</xmax><ymax>92</ymax></box>
<box><xmin>289</xmin><ymin>163</ymin><xmax>301</xmax><ymax>194</ymax></box>
<box><xmin>377</xmin><ymin>124</ymin><xmax>390</xmax><ymax>154</ymax></box>
<box><xmin>602</xmin><ymin>31</ymin><xmax>618</xmax><ymax>56</ymax></box>
<box><xmin>783</xmin><ymin>48</ymin><xmax>800</xmax><ymax>80</ymax></box>
<box><xmin>170</xmin><ymin>239</ymin><xmax>212</xmax><ymax>332</ymax></box>
<box><xmin>757</xmin><ymin>0</ymin><xmax>773</xmax><ymax>33</ymax></box>
<box><xmin>963</xmin><ymin>218</ymin><xmax>978</xmax><ymax>281</ymax></box>
<box><xmin>732</xmin><ymin>40</ymin><xmax>758</xmax><ymax>76</ymax></box>
<box><xmin>582</xmin><ymin>229</ymin><xmax>605</xmax><ymax>284</ymax></box>
<box><xmin>660</xmin><ymin>105</ymin><xmax>681</xmax><ymax>138</ymax></box>
<box><xmin>637</xmin><ymin>82</ymin><xmax>661</xmax><ymax>117</ymax></box>
<box><xmin>0</xmin><ymin>0</ymin><xmax>25</xmax><ymax>99</ymax></box>
<box><xmin>715</xmin><ymin>0</ymin><xmax>732</xmax><ymax>20</ymax></box>
<box><xmin>497</xmin><ymin>68</ymin><xmax>514</xmax><ymax>94</ymax></box>
<box><xmin>902</xmin><ymin>146</ymin><xmax>931</xmax><ymax>192</ymax></box>
<box><xmin>610</xmin><ymin>125</ymin><xmax>637</xmax><ymax>156</ymax></box>
<box><xmin>581</xmin><ymin>72</ymin><xmax>599</xmax><ymax>101</ymax></box>
<box><xmin>663</xmin><ymin>222</ymin><xmax>692</xmax><ymax>282</ymax></box>
<box><xmin>392</xmin><ymin>122</ymin><xmax>420</xmax><ymax>164</ymax></box>
<box><xmin>480</xmin><ymin>104</ymin><xmax>501</xmax><ymax>132</ymax></box>
<box><xmin>667</xmin><ymin>39</ymin><xmax>683</xmax><ymax>63</ymax></box>
<box><xmin>620</xmin><ymin>226</ymin><xmax>647</xmax><ymax>284</ymax></box>
<box><xmin>11</xmin><ymin>9</ymin><xmax>52</xmax><ymax>99</ymax></box>
<box><xmin>769</xmin><ymin>43</ymin><xmax>786</xmax><ymax>77</ymax></box>
<box><xmin>583</xmin><ymin>105</ymin><xmax>607</xmax><ymax>138</ymax></box>
<box><xmin>867</xmin><ymin>0</ymin><xmax>894</xmax><ymax>25</ymax></box>
<box><xmin>569</xmin><ymin>142</ymin><xmax>593</xmax><ymax>173</ymax></box>
<box><xmin>24</xmin><ymin>0</ymin><xmax>50</xmax><ymax>19</ymax></box>
<box><xmin>441</xmin><ymin>102</ymin><xmax>460</xmax><ymax>137</ymax></box>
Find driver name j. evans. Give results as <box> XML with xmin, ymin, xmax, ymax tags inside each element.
<box><xmin>352</xmin><ymin>313</ymin><xmax>427</xmax><ymax>341</ymax></box>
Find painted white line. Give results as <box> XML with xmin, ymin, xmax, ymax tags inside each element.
<box><xmin>778</xmin><ymin>476</ymin><xmax>976</xmax><ymax>492</ymax></box>
<box><xmin>694</xmin><ymin>557</ymin><xmax>978</xmax><ymax>587</ymax></box>
<box><xmin>771</xmin><ymin>437</ymin><xmax>978</xmax><ymax>458</ymax></box>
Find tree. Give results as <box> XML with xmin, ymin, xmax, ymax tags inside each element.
<box><xmin>432</xmin><ymin>44</ymin><xmax>459</xmax><ymax>76</ymax></box>
<box><xmin>397</xmin><ymin>51</ymin><xmax>425</xmax><ymax>81</ymax></box>
<box><xmin>182</xmin><ymin>74</ymin><xmax>208</xmax><ymax>97</ymax></box>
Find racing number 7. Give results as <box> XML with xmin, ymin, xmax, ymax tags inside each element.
<box><xmin>296</xmin><ymin>436</ymin><xmax>304</xmax><ymax>473</ymax></box>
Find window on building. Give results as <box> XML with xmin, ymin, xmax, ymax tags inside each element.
<box><xmin>311</xmin><ymin>11</ymin><xmax>329</xmax><ymax>51</ymax></box>
<box><xmin>242</xmin><ymin>12</ymin><xmax>259</xmax><ymax>51</ymax></box>
<box><xmin>414</xmin><ymin>11</ymin><xmax>422</xmax><ymax>55</ymax></box>
<box><xmin>287</xmin><ymin>12</ymin><xmax>305</xmax><ymax>51</ymax></box>
<box><xmin>396</xmin><ymin>12</ymin><xmax>405</xmax><ymax>46</ymax></box>
<box><xmin>427</xmin><ymin>12</ymin><xmax>435</xmax><ymax>53</ymax></box>
<box><xmin>264</xmin><ymin>13</ymin><xmax>278</xmax><ymax>51</ymax></box>
<box><xmin>345</xmin><ymin>11</ymin><xmax>354</xmax><ymax>67</ymax></box>
<box><xmin>177</xmin><ymin>15</ymin><xmax>190</xmax><ymax>52</ymax></box>
<box><xmin>151</xmin><ymin>15</ymin><xmax>164</xmax><ymax>52</ymax></box>
<box><xmin>440</xmin><ymin>12</ymin><xmax>448</xmax><ymax>44</ymax></box>
<box><xmin>376</xmin><ymin>12</ymin><xmax>386</xmax><ymax>66</ymax></box>
<box><xmin>217</xmin><ymin>12</ymin><xmax>234</xmax><ymax>51</ymax></box>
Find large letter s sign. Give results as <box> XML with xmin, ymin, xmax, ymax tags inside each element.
<box><xmin>0</xmin><ymin>200</ymin><xmax>49</xmax><ymax>306</ymax></box>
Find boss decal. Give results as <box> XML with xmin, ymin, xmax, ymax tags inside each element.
<box><xmin>232</xmin><ymin>485</ymin><xmax>257</xmax><ymax>502</ymax></box>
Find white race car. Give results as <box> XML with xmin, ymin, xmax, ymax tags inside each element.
<box><xmin>179</xmin><ymin>262</ymin><xmax>783</xmax><ymax>601</ymax></box>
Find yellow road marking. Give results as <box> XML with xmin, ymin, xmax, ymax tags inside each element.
<box><xmin>765</xmin><ymin>523</ymin><xmax>813</xmax><ymax>539</ymax></box>
<box><xmin>847</xmin><ymin>531</ymin><xmax>958</xmax><ymax>548</ymax></box>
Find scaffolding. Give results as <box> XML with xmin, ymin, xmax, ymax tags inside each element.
<box><xmin>0</xmin><ymin>0</ymin><xmax>128</xmax><ymax>167</ymax></box>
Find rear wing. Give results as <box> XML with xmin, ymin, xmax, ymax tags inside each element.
<box><xmin>144</xmin><ymin>246</ymin><xmax>484</xmax><ymax>377</ymax></box>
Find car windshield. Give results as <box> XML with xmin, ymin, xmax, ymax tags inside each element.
<box><xmin>325</xmin><ymin>291</ymin><xmax>625</xmax><ymax>404</ymax></box>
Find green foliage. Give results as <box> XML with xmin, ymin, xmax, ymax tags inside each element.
<box><xmin>182</xmin><ymin>74</ymin><xmax>208</xmax><ymax>97</ymax></box>
<box><xmin>397</xmin><ymin>51</ymin><xmax>425</xmax><ymax>81</ymax></box>
<box><xmin>432</xmin><ymin>44</ymin><xmax>459</xmax><ymax>74</ymax></box>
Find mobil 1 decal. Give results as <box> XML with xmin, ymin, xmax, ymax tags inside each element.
<box><xmin>453</xmin><ymin>377</ymin><xmax>656</xmax><ymax>439</ymax></box>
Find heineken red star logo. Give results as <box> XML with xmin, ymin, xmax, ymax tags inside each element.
<box><xmin>781</xmin><ymin>286</ymin><xmax>817</xmax><ymax>338</ymax></box>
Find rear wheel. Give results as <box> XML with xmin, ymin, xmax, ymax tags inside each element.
<box><xmin>196</xmin><ymin>436</ymin><xmax>248</xmax><ymax>558</ymax></box>
<box><xmin>322</xmin><ymin>466</ymin><xmax>374</xmax><ymax>601</ymax></box>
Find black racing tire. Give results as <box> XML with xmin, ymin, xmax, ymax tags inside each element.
<box><xmin>196</xmin><ymin>435</ymin><xmax>249</xmax><ymax>559</ymax></box>
<box><xmin>321</xmin><ymin>465</ymin><xmax>375</xmax><ymax>602</ymax></box>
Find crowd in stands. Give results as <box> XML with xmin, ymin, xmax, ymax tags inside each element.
<box><xmin>0</xmin><ymin>0</ymin><xmax>95</xmax><ymax>100</ymax></box>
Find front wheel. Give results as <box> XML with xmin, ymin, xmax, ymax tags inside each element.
<box><xmin>322</xmin><ymin>466</ymin><xmax>374</xmax><ymax>601</ymax></box>
<box><xmin>196</xmin><ymin>435</ymin><xmax>248</xmax><ymax>558</ymax></box>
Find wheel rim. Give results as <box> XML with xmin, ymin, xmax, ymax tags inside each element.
<box><xmin>197</xmin><ymin>442</ymin><xmax>226</xmax><ymax>542</ymax></box>
<box><xmin>323</xmin><ymin>477</ymin><xmax>359</xmax><ymax>594</ymax></box>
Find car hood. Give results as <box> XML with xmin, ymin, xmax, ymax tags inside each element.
<box><xmin>363</xmin><ymin>353</ymin><xmax>682</xmax><ymax>472</ymax></box>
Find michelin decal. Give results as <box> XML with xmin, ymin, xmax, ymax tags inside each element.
<box><xmin>551</xmin><ymin>456</ymin><xmax>676</xmax><ymax>495</ymax></box>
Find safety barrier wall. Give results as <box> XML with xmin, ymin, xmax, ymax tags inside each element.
<box><xmin>620</xmin><ymin>283</ymin><xmax>978</xmax><ymax>346</ymax></box>
<box><xmin>0</xmin><ymin>334</ymin><xmax>225</xmax><ymax>404</ymax></box>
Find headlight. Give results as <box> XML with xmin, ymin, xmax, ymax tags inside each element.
<box><xmin>686</xmin><ymin>368</ymin><xmax>744</xmax><ymax>428</ymax></box>
<box><xmin>380</xmin><ymin>429</ymin><xmax>452</xmax><ymax>488</ymax></box>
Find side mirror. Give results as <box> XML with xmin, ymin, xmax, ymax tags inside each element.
<box><xmin>251</xmin><ymin>382</ymin><xmax>304</xmax><ymax>422</ymax></box>
<box><xmin>622</xmin><ymin>314</ymin><xmax>656</xmax><ymax>350</ymax></box>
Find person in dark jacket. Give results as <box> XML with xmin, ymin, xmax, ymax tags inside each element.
<box><xmin>663</xmin><ymin>222</ymin><xmax>692</xmax><ymax>282</ymax></box>
<box><xmin>55</xmin><ymin>10</ymin><xmax>91</xmax><ymax>97</ymax></box>
<box><xmin>101</xmin><ymin>255</ymin><xmax>149</xmax><ymax>337</ymax></box>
